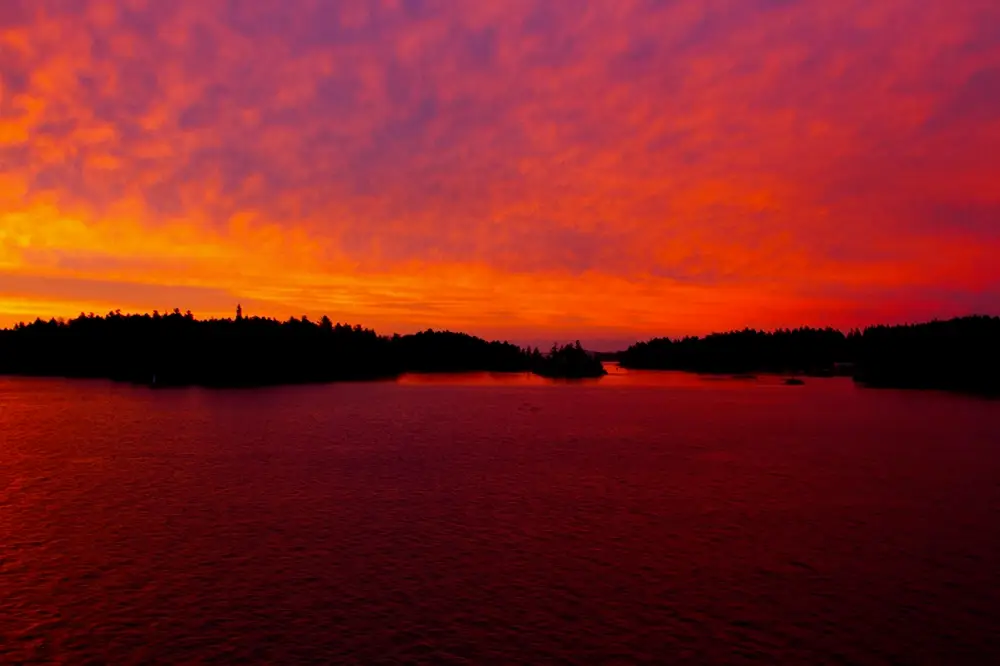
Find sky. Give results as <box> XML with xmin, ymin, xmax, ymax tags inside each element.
<box><xmin>1</xmin><ymin>0</ymin><xmax>999</xmax><ymax>347</ymax></box>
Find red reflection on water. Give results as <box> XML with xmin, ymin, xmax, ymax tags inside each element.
<box><xmin>2</xmin><ymin>375</ymin><xmax>999</xmax><ymax>663</ymax></box>
<box><xmin>399</xmin><ymin>363</ymin><xmax>816</xmax><ymax>389</ymax></box>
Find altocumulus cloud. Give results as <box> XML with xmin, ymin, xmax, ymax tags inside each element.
<box><xmin>1</xmin><ymin>0</ymin><xmax>998</xmax><ymax>339</ymax></box>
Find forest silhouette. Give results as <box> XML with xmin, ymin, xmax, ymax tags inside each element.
<box><xmin>619</xmin><ymin>315</ymin><xmax>1000</xmax><ymax>394</ymax></box>
<box><xmin>0</xmin><ymin>308</ymin><xmax>604</xmax><ymax>385</ymax></box>
<box><xmin>0</xmin><ymin>310</ymin><xmax>997</xmax><ymax>392</ymax></box>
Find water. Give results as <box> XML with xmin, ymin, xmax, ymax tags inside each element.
<box><xmin>2</xmin><ymin>369</ymin><xmax>999</xmax><ymax>664</ymax></box>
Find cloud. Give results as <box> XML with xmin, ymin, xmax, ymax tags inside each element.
<box><xmin>0</xmin><ymin>273</ymin><xmax>243</xmax><ymax>314</ymax></box>
<box><xmin>0</xmin><ymin>0</ymin><xmax>999</xmax><ymax>339</ymax></box>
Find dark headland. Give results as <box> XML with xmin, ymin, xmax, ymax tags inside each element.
<box><xmin>1</xmin><ymin>310</ymin><xmax>996</xmax><ymax>393</ymax></box>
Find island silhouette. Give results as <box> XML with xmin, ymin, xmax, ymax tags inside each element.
<box><xmin>0</xmin><ymin>309</ymin><xmax>996</xmax><ymax>393</ymax></box>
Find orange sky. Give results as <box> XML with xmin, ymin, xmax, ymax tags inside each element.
<box><xmin>1</xmin><ymin>0</ymin><xmax>999</xmax><ymax>346</ymax></box>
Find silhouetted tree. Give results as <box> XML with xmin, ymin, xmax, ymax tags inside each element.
<box><xmin>620</xmin><ymin>327</ymin><xmax>850</xmax><ymax>374</ymax></box>
<box><xmin>534</xmin><ymin>342</ymin><xmax>607</xmax><ymax>378</ymax></box>
<box><xmin>0</xmin><ymin>310</ymin><xmax>398</xmax><ymax>387</ymax></box>
<box><xmin>852</xmin><ymin>316</ymin><xmax>1000</xmax><ymax>394</ymax></box>
<box><xmin>391</xmin><ymin>330</ymin><xmax>531</xmax><ymax>373</ymax></box>
<box><xmin>620</xmin><ymin>317</ymin><xmax>1000</xmax><ymax>394</ymax></box>
<box><xmin>0</xmin><ymin>311</ymin><xmax>605</xmax><ymax>385</ymax></box>
<box><xmin>6</xmin><ymin>309</ymin><xmax>991</xmax><ymax>392</ymax></box>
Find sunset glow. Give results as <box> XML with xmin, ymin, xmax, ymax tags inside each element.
<box><xmin>2</xmin><ymin>0</ymin><xmax>999</xmax><ymax>344</ymax></box>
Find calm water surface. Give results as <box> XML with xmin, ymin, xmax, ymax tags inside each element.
<box><xmin>2</xmin><ymin>369</ymin><xmax>999</xmax><ymax>664</ymax></box>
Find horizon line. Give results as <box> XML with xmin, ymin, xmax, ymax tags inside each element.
<box><xmin>5</xmin><ymin>307</ymin><xmax>997</xmax><ymax>353</ymax></box>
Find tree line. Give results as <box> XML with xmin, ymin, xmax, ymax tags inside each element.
<box><xmin>0</xmin><ymin>309</ymin><xmax>605</xmax><ymax>386</ymax></box>
<box><xmin>619</xmin><ymin>316</ymin><xmax>1000</xmax><ymax>394</ymax></box>
<box><xmin>2</xmin><ymin>310</ymin><xmax>996</xmax><ymax>392</ymax></box>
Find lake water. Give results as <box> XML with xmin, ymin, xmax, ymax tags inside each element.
<box><xmin>2</xmin><ymin>368</ymin><xmax>999</xmax><ymax>664</ymax></box>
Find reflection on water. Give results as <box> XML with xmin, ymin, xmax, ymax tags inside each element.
<box><xmin>399</xmin><ymin>363</ymin><xmax>809</xmax><ymax>388</ymax></box>
<box><xmin>2</xmin><ymin>374</ymin><xmax>999</xmax><ymax>664</ymax></box>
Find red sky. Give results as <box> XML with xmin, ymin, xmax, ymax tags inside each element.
<box><xmin>1</xmin><ymin>0</ymin><xmax>999</xmax><ymax>346</ymax></box>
